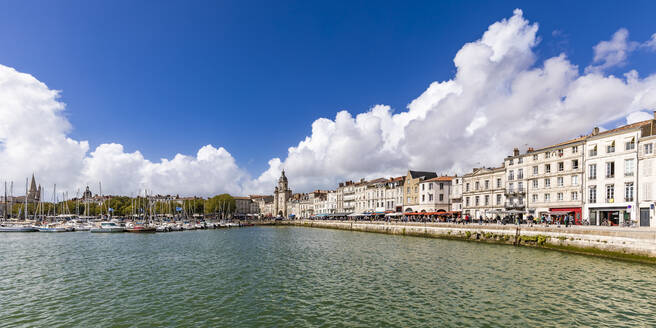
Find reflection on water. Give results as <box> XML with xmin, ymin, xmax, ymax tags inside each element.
<box><xmin>0</xmin><ymin>226</ymin><xmax>654</xmax><ymax>327</ymax></box>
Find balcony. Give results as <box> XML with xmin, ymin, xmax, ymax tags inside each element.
<box><xmin>504</xmin><ymin>201</ymin><xmax>525</xmax><ymax>208</ymax></box>
<box><xmin>504</xmin><ymin>188</ymin><xmax>527</xmax><ymax>195</ymax></box>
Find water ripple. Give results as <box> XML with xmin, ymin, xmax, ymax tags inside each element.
<box><xmin>1</xmin><ymin>227</ymin><xmax>655</xmax><ymax>327</ymax></box>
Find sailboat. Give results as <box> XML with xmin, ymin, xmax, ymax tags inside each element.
<box><xmin>126</xmin><ymin>190</ymin><xmax>155</xmax><ymax>232</ymax></box>
<box><xmin>0</xmin><ymin>180</ymin><xmax>37</xmax><ymax>232</ymax></box>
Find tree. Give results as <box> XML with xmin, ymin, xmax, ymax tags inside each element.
<box><xmin>206</xmin><ymin>194</ymin><xmax>235</xmax><ymax>218</ymax></box>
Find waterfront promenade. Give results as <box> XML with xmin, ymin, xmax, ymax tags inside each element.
<box><xmin>278</xmin><ymin>219</ymin><xmax>656</xmax><ymax>262</ymax></box>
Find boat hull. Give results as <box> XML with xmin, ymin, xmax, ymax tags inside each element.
<box><xmin>38</xmin><ymin>228</ymin><xmax>68</xmax><ymax>232</ymax></box>
<box><xmin>0</xmin><ymin>226</ymin><xmax>38</xmax><ymax>232</ymax></box>
<box><xmin>90</xmin><ymin>228</ymin><xmax>124</xmax><ymax>233</ymax></box>
<box><xmin>125</xmin><ymin>226</ymin><xmax>156</xmax><ymax>233</ymax></box>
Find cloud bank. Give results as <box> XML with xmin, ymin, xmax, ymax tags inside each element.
<box><xmin>1</xmin><ymin>9</ymin><xmax>656</xmax><ymax>196</ymax></box>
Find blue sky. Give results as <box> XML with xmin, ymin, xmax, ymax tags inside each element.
<box><xmin>1</xmin><ymin>0</ymin><xmax>656</xmax><ymax>179</ymax></box>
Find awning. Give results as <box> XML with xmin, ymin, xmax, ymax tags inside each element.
<box><xmin>384</xmin><ymin>212</ymin><xmax>403</xmax><ymax>216</ymax></box>
<box><xmin>542</xmin><ymin>210</ymin><xmax>572</xmax><ymax>215</ymax></box>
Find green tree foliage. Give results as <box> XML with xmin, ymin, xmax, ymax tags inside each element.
<box><xmin>206</xmin><ymin>194</ymin><xmax>235</xmax><ymax>214</ymax></box>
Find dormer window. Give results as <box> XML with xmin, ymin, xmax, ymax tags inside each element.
<box><xmin>625</xmin><ymin>137</ymin><xmax>635</xmax><ymax>151</ymax></box>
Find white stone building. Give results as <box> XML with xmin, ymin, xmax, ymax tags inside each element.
<box><xmin>584</xmin><ymin>123</ymin><xmax>645</xmax><ymax>226</ymax></box>
<box><xmin>462</xmin><ymin>166</ymin><xmax>506</xmax><ymax>219</ymax></box>
<box><xmin>365</xmin><ymin>178</ymin><xmax>388</xmax><ymax>213</ymax></box>
<box><xmin>504</xmin><ymin>137</ymin><xmax>586</xmax><ymax>222</ymax></box>
<box><xmin>450</xmin><ymin>176</ymin><xmax>463</xmax><ymax>212</ymax></box>
<box><xmin>638</xmin><ymin>119</ymin><xmax>656</xmax><ymax>227</ymax></box>
<box><xmin>384</xmin><ymin>176</ymin><xmax>405</xmax><ymax>212</ymax></box>
<box><xmin>418</xmin><ymin>176</ymin><xmax>452</xmax><ymax>212</ymax></box>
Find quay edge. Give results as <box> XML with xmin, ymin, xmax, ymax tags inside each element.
<box><xmin>273</xmin><ymin>220</ymin><xmax>656</xmax><ymax>265</ymax></box>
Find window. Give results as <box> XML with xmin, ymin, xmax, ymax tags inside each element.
<box><xmin>533</xmin><ymin>166</ymin><xmax>538</xmax><ymax>175</ymax></box>
<box><xmin>518</xmin><ymin>157</ymin><xmax>523</xmax><ymax>164</ymax></box>
<box><xmin>589</xmin><ymin>145</ymin><xmax>598</xmax><ymax>157</ymax></box>
<box><xmin>572</xmin><ymin>159</ymin><xmax>579</xmax><ymax>170</ymax></box>
<box><xmin>466</xmin><ymin>183</ymin><xmax>470</xmax><ymax>192</ymax></box>
<box><xmin>645</xmin><ymin>143</ymin><xmax>653</xmax><ymax>155</ymax></box>
<box><xmin>428</xmin><ymin>194</ymin><xmax>432</xmax><ymax>201</ymax></box>
<box><xmin>532</xmin><ymin>194</ymin><xmax>538</xmax><ymax>202</ymax></box>
<box><xmin>572</xmin><ymin>146</ymin><xmax>578</xmax><ymax>153</ymax></box>
<box><xmin>465</xmin><ymin>197</ymin><xmax>470</xmax><ymax>206</ymax></box>
<box><xmin>484</xmin><ymin>195</ymin><xmax>489</xmax><ymax>205</ymax></box>
<box><xmin>544</xmin><ymin>193</ymin><xmax>550</xmax><ymax>202</ymax></box>
<box><xmin>496</xmin><ymin>194</ymin><xmax>501</xmax><ymax>205</ymax></box>
<box><xmin>407</xmin><ymin>187</ymin><xmax>410</xmax><ymax>193</ymax></box>
<box><xmin>545</xmin><ymin>152</ymin><xmax>551</xmax><ymax>159</ymax></box>
<box><xmin>509</xmin><ymin>159</ymin><xmax>514</xmax><ymax>165</ymax></box>
<box><xmin>509</xmin><ymin>182</ymin><xmax>514</xmax><ymax>192</ymax></box>
<box><xmin>572</xmin><ymin>175</ymin><xmax>579</xmax><ymax>186</ymax></box>
<box><xmin>439</xmin><ymin>183</ymin><xmax>444</xmax><ymax>190</ymax></box>
<box><xmin>545</xmin><ymin>164</ymin><xmax>551</xmax><ymax>173</ymax></box>
<box><xmin>557</xmin><ymin>192</ymin><xmax>563</xmax><ymax>201</ymax></box>
<box><xmin>544</xmin><ymin>178</ymin><xmax>551</xmax><ymax>187</ymax></box>
<box><xmin>439</xmin><ymin>194</ymin><xmax>444</xmax><ymax>201</ymax></box>
<box><xmin>497</xmin><ymin>178</ymin><xmax>502</xmax><ymax>188</ymax></box>
<box><xmin>607</xmin><ymin>141</ymin><xmax>615</xmax><ymax>153</ymax></box>
<box><xmin>606</xmin><ymin>162</ymin><xmax>615</xmax><ymax>178</ymax></box>
<box><xmin>422</xmin><ymin>184</ymin><xmax>425</xmax><ymax>191</ymax></box>
<box><xmin>558</xmin><ymin>162</ymin><xmax>564</xmax><ymax>171</ymax></box>
<box><xmin>571</xmin><ymin>191</ymin><xmax>578</xmax><ymax>201</ymax></box>
<box><xmin>626</xmin><ymin>138</ymin><xmax>635</xmax><ymax>151</ymax></box>
<box><xmin>518</xmin><ymin>169</ymin><xmax>524</xmax><ymax>179</ymax></box>
<box><xmin>606</xmin><ymin>184</ymin><xmax>615</xmax><ymax>201</ymax></box>
<box><xmin>589</xmin><ymin>186</ymin><xmax>597</xmax><ymax>203</ymax></box>
<box><xmin>508</xmin><ymin>170</ymin><xmax>514</xmax><ymax>181</ymax></box>
<box><xmin>429</xmin><ymin>183</ymin><xmax>433</xmax><ymax>190</ymax></box>
<box><xmin>558</xmin><ymin>149</ymin><xmax>564</xmax><ymax>157</ymax></box>
<box><xmin>557</xmin><ymin>177</ymin><xmax>564</xmax><ymax>187</ymax></box>
<box><xmin>533</xmin><ymin>154</ymin><xmax>538</xmax><ymax>161</ymax></box>
<box><xmin>475</xmin><ymin>196</ymin><xmax>480</xmax><ymax>206</ymax></box>
<box><xmin>589</xmin><ymin>164</ymin><xmax>597</xmax><ymax>180</ymax></box>
<box><xmin>484</xmin><ymin>180</ymin><xmax>489</xmax><ymax>189</ymax></box>
<box><xmin>625</xmin><ymin>159</ymin><xmax>635</xmax><ymax>177</ymax></box>
<box><xmin>518</xmin><ymin>181</ymin><xmax>523</xmax><ymax>191</ymax></box>
<box><xmin>475</xmin><ymin>182</ymin><xmax>480</xmax><ymax>190</ymax></box>
<box><xmin>532</xmin><ymin>179</ymin><xmax>538</xmax><ymax>188</ymax></box>
<box><xmin>625</xmin><ymin>182</ymin><xmax>634</xmax><ymax>201</ymax></box>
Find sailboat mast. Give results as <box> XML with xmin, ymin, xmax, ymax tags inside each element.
<box><xmin>3</xmin><ymin>181</ymin><xmax>7</xmax><ymax>221</ymax></box>
<box><xmin>24</xmin><ymin>178</ymin><xmax>28</xmax><ymax>221</ymax></box>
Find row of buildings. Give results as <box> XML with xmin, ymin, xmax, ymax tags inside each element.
<box><xmin>235</xmin><ymin>113</ymin><xmax>656</xmax><ymax>227</ymax></box>
<box><xmin>236</xmin><ymin>170</ymin><xmax>458</xmax><ymax>219</ymax></box>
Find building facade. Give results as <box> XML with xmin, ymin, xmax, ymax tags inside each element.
<box><xmin>273</xmin><ymin>170</ymin><xmax>292</xmax><ymax>218</ymax></box>
<box><xmin>450</xmin><ymin>176</ymin><xmax>463</xmax><ymax>212</ymax></box>
<box><xmin>403</xmin><ymin>170</ymin><xmax>438</xmax><ymax>212</ymax></box>
<box><xmin>462</xmin><ymin>166</ymin><xmax>506</xmax><ymax>219</ymax></box>
<box><xmin>418</xmin><ymin>176</ymin><xmax>452</xmax><ymax>212</ymax></box>
<box><xmin>584</xmin><ymin>123</ymin><xmax>644</xmax><ymax>226</ymax></box>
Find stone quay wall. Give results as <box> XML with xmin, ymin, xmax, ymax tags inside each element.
<box><xmin>274</xmin><ymin>220</ymin><xmax>656</xmax><ymax>263</ymax></box>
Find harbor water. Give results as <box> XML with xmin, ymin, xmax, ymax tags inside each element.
<box><xmin>1</xmin><ymin>226</ymin><xmax>655</xmax><ymax>327</ymax></box>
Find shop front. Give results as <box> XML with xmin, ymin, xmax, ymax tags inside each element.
<box><xmin>587</xmin><ymin>207</ymin><xmax>632</xmax><ymax>226</ymax></box>
<box><xmin>549</xmin><ymin>207</ymin><xmax>582</xmax><ymax>225</ymax></box>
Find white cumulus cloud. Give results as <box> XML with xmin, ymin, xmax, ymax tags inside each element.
<box><xmin>585</xmin><ymin>28</ymin><xmax>639</xmax><ymax>73</ymax></box>
<box><xmin>257</xmin><ymin>9</ymin><xmax>656</xmax><ymax>192</ymax></box>
<box><xmin>2</xmin><ymin>9</ymin><xmax>656</xmax><ymax>196</ymax></box>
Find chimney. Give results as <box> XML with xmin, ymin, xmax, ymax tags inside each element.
<box><xmin>527</xmin><ymin>147</ymin><xmax>534</xmax><ymax>153</ymax></box>
<box><xmin>653</xmin><ymin>110</ymin><xmax>656</xmax><ymax>119</ymax></box>
<box><xmin>592</xmin><ymin>127</ymin><xmax>599</xmax><ymax>136</ymax></box>
<box><xmin>513</xmin><ymin>148</ymin><xmax>519</xmax><ymax>156</ymax></box>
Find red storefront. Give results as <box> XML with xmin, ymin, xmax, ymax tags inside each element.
<box><xmin>550</xmin><ymin>207</ymin><xmax>582</xmax><ymax>224</ymax></box>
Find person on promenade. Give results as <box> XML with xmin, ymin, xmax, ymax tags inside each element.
<box><xmin>564</xmin><ymin>215</ymin><xmax>570</xmax><ymax>228</ymax></box>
